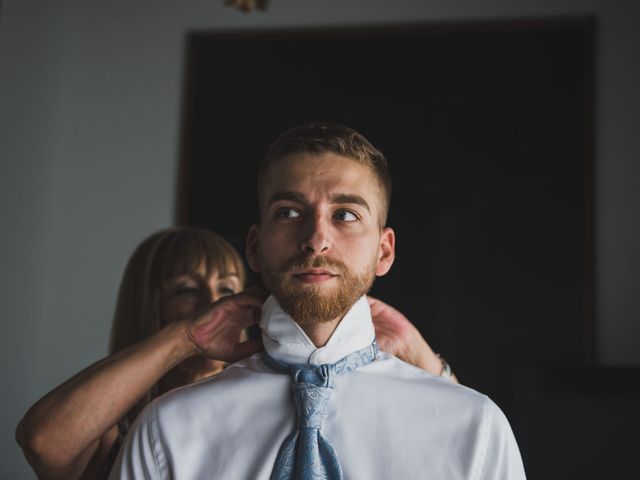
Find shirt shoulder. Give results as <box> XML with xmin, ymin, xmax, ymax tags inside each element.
<box><xmin>365</xmin><ymin>351</ymin><xmax>488</xmax><ymax>404</ymax></box>
<box><xmin>360</xmin><ymin>353</ymin><xmax>526</xmax><ymax>479</ymax></box>
<box><xmin>147</xmin><ymin>353</ymin><xmax>284</xmax><ymax>421</ymax></box>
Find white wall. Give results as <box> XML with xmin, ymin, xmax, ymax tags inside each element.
<box><xmin>1</xmin><ymin>0</ymin><xmax>638</xmax><ymax>477</ymax></box>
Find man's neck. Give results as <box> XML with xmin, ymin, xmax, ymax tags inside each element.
<box><xmin>298</xmin><ymin>318</ymin><xmax>342</xmax><ymax>347</ymax></box>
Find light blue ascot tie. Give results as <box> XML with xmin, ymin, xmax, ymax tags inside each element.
<box><xmin>262</xmin><ymin>341</ymin><xmax>379</xmax><ymax>480</ymax></box>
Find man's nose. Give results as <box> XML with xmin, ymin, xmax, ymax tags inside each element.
<box><xmin>300</xmin><ymin>214</ymin><xmax>332</xmax><ymax>254</ymax></box>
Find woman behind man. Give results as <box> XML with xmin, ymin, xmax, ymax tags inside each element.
<box><xmin>16</xmin><ymin>226</ymin><xmax>454</xmax><ymax>479</ymax></box>
<box><xmin>16</xmin><ymin>227</ymin><xmax>265</xmax><ymax>479</ymax></box>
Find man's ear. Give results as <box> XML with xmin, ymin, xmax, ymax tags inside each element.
<box><xmin>375</xmin><ymin>227</ymin><xmax>395</xmax><ymax>276</ymax></box>
<box><xmin>245</xmin><ymin>224</ymin><xmax>262</xmax><ymax>273</ymax></box>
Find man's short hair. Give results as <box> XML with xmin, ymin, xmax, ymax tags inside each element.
<box><xmin>257</xmin><ymin>122</ymin><xmax>392</xmax><ymax>227</ymax></box>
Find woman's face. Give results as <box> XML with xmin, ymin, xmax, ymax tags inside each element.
<box><xmin>160</xmin><ymin>263</ymin><xmax>243</xmax><ymax>326</ymax></box>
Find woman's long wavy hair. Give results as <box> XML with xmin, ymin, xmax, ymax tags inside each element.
<box><xmin>109</xmin><ymin>226</ymin><xmax>246</xmax><ymax>427</ymax></box>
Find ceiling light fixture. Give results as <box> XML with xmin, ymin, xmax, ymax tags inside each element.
<box><xmin>224</xmin><ymin>0</ymin><xmax>270</xmax><ymax>13</ymax></box>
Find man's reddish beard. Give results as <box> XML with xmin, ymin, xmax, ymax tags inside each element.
<box><xmin>261</xmin><ymin>254</ymin><xmax>377</xmax><ymax>326</ymax></box>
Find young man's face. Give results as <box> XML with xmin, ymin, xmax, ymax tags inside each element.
<box><xmin>246</xmin><ymin>152</ymin><xmax>395</xmax><ymax>325</ymax></box>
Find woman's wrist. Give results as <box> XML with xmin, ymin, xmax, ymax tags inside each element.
<box><xmin>160</xmin><ymin>321</ymin><xmax>201</xmax><ymax>367</ymax></box>
<box><xmin>413</xmin><ymin>340</ymin><xmax>442</xmax><ymax>375</ymax></box>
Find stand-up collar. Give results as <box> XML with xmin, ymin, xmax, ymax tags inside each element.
<box><xmin>260</xmin><ymin>294</ymin><xmax>375</xmax><ymax>365</ymax></box>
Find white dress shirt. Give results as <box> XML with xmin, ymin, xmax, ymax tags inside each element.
<box><xmin>109</xmin><ymin>295</ymin><xmax>526</xmax><ymax>479</ymax></box>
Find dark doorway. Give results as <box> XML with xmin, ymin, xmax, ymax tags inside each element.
<box><xmin>177</xmin><ymin>16</ymin><xmax>596</xmax><ymax>476</ymax></box>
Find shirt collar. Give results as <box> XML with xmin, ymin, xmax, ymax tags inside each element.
<box><xmin>260</xmin><ymin>294</ymin><xmax>375</xmax><ymax>365</ymax></box>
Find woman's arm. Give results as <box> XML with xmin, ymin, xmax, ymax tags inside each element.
<box><xmin>16</xmin><ymin>291</ymin><xmax>264</xmax><ymax>480</ymax></box>
<box><xmin>16</xmin><ymin>321</ymin><xmax>197</xmax><ymax>480</ymax></box>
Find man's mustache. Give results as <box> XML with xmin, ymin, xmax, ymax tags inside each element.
<box><xmin>279</xmin><ymin>255</ymin><xmax>347</xmax><ymax>274</ymax></box>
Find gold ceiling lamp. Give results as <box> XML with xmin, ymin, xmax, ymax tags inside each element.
<box><xmin>224</xmin><ymin>0</ymin><xmax>270</xmax><ymax>12</ymax></box>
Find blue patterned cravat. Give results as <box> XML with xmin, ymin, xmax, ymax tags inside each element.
<box><xmin>262</xmin><ymin>341</ymin><xmax>379</xmax><ymax>480</ymax></box>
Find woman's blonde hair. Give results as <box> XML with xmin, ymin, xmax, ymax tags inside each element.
<box><xmin>109</xmin><ymin>226</ymin><xmax>246</xmax><ymax>426</ymax></box>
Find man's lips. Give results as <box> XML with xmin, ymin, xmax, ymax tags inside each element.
<box><xmin>293</xmin><ymin>269</ymin><xmax>338</xmax><ymax>284</ymax></box>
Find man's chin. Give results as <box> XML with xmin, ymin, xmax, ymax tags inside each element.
<box><xmin>277</xmin><ymin>285</ymin><xmax>336</xmax><ymax>305</ymax></box>
<box><xmin>272</xmin><ymin>287</ymin><xmax>346</xmax><ymax>325</ymax></box>
<box><xmin>263</xmin><ymin>263</ymin><xmax>375</xmax><ymax>325</ymax></box>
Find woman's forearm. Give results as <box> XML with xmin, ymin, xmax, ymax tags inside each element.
<box><xmin>16</xmin><ymin>320</ymin><xmax>195</xmax><ymax>480</ymax></box>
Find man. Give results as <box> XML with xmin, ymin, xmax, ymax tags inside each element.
<box><xmin>110</xmin><ymin>122</ymin><xmax>526</xmax><ymax>479</ymax></box>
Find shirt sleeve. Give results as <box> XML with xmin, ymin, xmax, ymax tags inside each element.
<box><xmin>477</xmin><ymin>397</ymin><xmax>527</xmax><ymax>480</ymax></box>
<box><xmin>107</xmin><ymin>402</ymin><xmax>169</xmax><ymax>480</ymax></box>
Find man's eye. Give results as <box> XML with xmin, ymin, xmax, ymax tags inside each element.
<box><xmin>335</xmin><ymin>210</ymin><xmax>358</xmax><ymax>222</ymax></box>
<box><xmin>275</xmin><ymin>207</ymin><xmax>301</xmax><ymax>219</ymax></box>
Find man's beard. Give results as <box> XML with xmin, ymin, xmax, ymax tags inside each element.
<box><xmin>261</xmin><ymin>254</ymin><xmax>377</xmax><ymax>326</ymax></box>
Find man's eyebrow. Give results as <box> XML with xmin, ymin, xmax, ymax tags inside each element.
<box><xmin>267</xmin><ymin>191</ymin><xmax>306</xmax><ymax>208</ymax></box>
<box><xmin>330</xmin><ymin>193</ymin><xmax>370</xmax><ymax>213</ymax></box>
<box><xmin>267</xmin><ymin>191</ymin><xmax>370</xmax><ymax>214</ymax></box>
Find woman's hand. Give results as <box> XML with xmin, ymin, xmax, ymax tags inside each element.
<box><xmin>368</xmin><ymin>295</ymin><xmax>458</xmax><ymax>383</ymax></box>
<box><xmin>183</xmin><ymin>287</ymin><xmax>267</xmax><ymax>363</ymax></box>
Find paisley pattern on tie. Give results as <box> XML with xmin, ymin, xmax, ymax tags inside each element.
<box><xmin>262</xmin><ymin>341</ymin><xmax>379</xmax><ymax>480</ymax></box>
